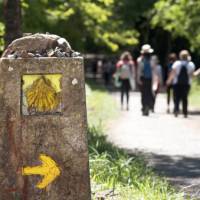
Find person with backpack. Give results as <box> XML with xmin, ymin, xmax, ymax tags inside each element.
<box><xmin>137</xmin><ymin>44</ymin><xmax>154</xmax><ymax>116</ymax></box>
<box><xmin>167</xmin><ymin>50</ymin><xmax>195</xmax><ymax>118</ymax></box>
<box><xmin>116</xmin><ymin>51</ymin><xmax>135</xmax><ymax>110</ymax></box>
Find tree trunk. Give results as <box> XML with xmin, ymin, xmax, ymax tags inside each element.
<box><xmin>3</xmin><ymin>0</ymin><xmax>22</xmax><ymax>47</ymax></box>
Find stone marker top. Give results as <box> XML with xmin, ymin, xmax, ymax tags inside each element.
<box><xmin>2</xmin><ymin>33</ymin><xmax>80</xmax><ymax>59</ymax></box>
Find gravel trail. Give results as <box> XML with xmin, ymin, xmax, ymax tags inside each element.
<box><xmin>107</xmin><ymin>92</ymin><xmax>200</xmax><ymax>197</ymax></box>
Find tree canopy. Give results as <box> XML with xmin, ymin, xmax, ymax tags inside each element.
<box><xmin>0</xmin><ymin>0</ymin><xmax>157</xmax><ymax>53</ymax></box>
<box><xmin>152</xmin><ymin>0</ymin><xmax>200</xmax><ymax>52</ymax></box>
<box><xmin>0</xmin><ymin>22</ymin><xmax>4</xmax><ymax>52</ymax></box>
<box><xmin>1</xmin><ymin>0</ymin><xmax>200</xmax><ymax>57</ymax></box>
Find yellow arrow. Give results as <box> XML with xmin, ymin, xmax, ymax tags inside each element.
<box><xmin>22</xmin><ymin>154</ymin><xmax>61</xmax><ymax>189</ymax></box>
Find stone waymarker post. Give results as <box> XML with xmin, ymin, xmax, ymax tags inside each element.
<box><xmin>0</xmin><ymin>56</ymin><xmax>91</xmax><ymax>199</ymax></box>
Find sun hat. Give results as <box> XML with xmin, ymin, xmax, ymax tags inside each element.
<box><xmin>141</xmin><ymin>44</ymin><xmax>154</xmax><ymax>54</ymax></box>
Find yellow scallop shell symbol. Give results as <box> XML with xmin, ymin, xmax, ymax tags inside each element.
<box><xmin>25</xmin><ymin>76</ymin><xmax>59</xmax><ymax>112</ymax></box>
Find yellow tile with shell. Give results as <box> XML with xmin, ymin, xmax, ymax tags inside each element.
<box><xmin>23</xmin><ymin>74</ymin><xmax>62</xmax><ymax>113</ymax></box>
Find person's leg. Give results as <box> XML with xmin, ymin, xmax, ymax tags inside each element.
<box><xmin>152</xmin><ymin>91</ymin><xmax>158</xmax><ymax>112</ymax></box>
<box><xmin>147</xmin><ymin>79</ymin><xmax>153</xmax><ymax>112</ymax></box>
<box><xmin>167</xmin><ymin>86</ymin><xmax>170</xmax><ymax>105</ymax></box>
<box><xmin>154</xmin><ymin>84</ymin><xmax>160</xmax><ymax>112</ymax></box>
<box><xmin>182</xmin><ymin>85</ymin><xmax>190</xmax><ymax>117</ymax></box>
<box><xmin>174</xmin><ymin>85</ymin><xmax>181</xmax><ymax>116</ymax></box>
<box><xmin>167</xmin><ymin>86</ymin><xmax>171</xmax><ymax>112</ymax></box>
<box><xmin>172</xmin><ymin>85</ymin><xmax>176</xmax><ymax>113</ymax></box>
<box><xmin>141</xmin><ymin>80</ymin><xmax>145</xmax><ymax>113</ymax></box>
<box><xmin>120</xmin><ymin>80</ymin><xmax>125</xmax><ymax>109</ymax></box>
<box><xmin>173</xmin><ymin>85</ymin><xmax>177</xmax><ymax>113</ymax></box>
<box><xmin>151</xmin><ymin>92</ymin><xmax>155</xmax><ymax>112</ymax></box>
<box><xmin>125</xmin><ymin>80</ymin><xmax>130</xmax><ymax>110</ymax></box>
<box><xmin>143</xmin><ymin>79</ymin><xmax>150</xmax><ymax>116</ymax></box>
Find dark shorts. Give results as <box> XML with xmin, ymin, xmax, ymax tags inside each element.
<box><xmin>120</xmin><ymin>79</ymin><xmax>130</xmax><ymax>91</ymax></box>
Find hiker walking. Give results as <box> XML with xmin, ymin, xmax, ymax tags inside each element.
<box><xmin>137</xmin><ymin>44</ymin><xmax>154</xmax><ymax>116</ymax></box>
<box><xmin>166</xmin><ymin>53</ymin><xmax>177</xmax><ymax>113</ymax></box>
<box><xmin>167</xmin><ymin>50</ymin><xmax>195</xmax><ymax>118</ymax></box>
<box><xmin>116</xmin><ymin>51</ymin><xmax>135</xmax><ymax>110</ymax></box>
<box><xmin>151</xmin><ymin>55</ymin><xmax>163</xmax><ymax>112</ymax></box>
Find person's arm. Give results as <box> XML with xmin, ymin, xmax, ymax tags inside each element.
<box><xmin>158</xmin><ymin>65</ymin><xmax>163</xmax><ymax>86</ymax></box>
<box><xmin>115</xmin><ymin>61</ymin><xmax>124</xmax><ymax>80</ymax></box>
<box><xmin>166</xmin><ymin>61</ymin><xmax>179</xmax><ymax>86</ymax></box>
<box><xmin>166</xmin><ymin>69</ymin><xmax>176</xmax><ymax>86</ymax></box>
<box><xmin>194</xmin><ymin>68</ymin><xmax>200</xmax><ymax>76</ymax></box>
<box><xmin>130</xmin><ymin>61</ymin><xmax>136</xmax><ymax>79</ymax></box>
<box><xmin>115</xmin><ymin>61</ymin><xmax>122</xmax><ymax>73</ymax></box>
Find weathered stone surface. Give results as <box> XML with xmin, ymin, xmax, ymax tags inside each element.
<box><xmin>2</xmin><ymin>33</ymin><xmax>72</xmax><ymax>58</ymax></box>
<box><xmin>0</xmin><ymin>58</ymin><xmax>91</xmax><ymax>200</ymax></box>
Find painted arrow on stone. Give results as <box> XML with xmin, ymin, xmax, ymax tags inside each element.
<box><xmin>22</xmin><ymin>154</ymin><xmax>61</xmax><ymax>189</ymax></box>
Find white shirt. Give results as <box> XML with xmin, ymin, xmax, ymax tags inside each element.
<box><xmin>172</xmin><ymin>60</ymin><xmax>195</xmax><ymax>85</ymax></box>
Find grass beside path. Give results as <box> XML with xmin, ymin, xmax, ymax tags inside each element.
<box><xmin>86</xmin><ymin>82</ymin><xmax>118</xmax><ymax>128</ymax></box>
<box><xmin>86</xmin><ymin>82</ymin><xmax>188</xmax><ymax>200</ymax></box>
<box><xmin>190</xmin><ymin>77</ymin><xmax>200</xmax><ymax>108</ymax></box>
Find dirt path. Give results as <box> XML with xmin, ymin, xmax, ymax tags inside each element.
<box><xmin>107</xmin><ymin>92</ymin><xmax>200</xmax><ymax>197</ymax></box>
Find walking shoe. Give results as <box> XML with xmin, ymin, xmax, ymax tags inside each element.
<box><xmin>174</xmin><ymin>111</ymin><xmax>178</xmax><ymax>117</ymax></box>
<box><xmin>143</xmin><ymin>107</ymin><xmax>149</xmax><ymax>116</ymax></box>
<box><xmin>167</xmin><ymin>108</ymin><xmax>170</xmax><ymax>113</ymax></box>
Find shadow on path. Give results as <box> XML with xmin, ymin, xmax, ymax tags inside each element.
<box><xmin>148</xmin><ymin>154</ymin><xmax>200</xmax><ymax>183</ymax></box>
<box><xmin>127</xmin><ymin>150</ymin><xmax>200</xmax><ymax>197</ymax></box>
<box><xmin>189</xmin><ymin>110</ymin><xmax>200</xmax><ymax>115</ymax></box>
<box><xmin>149</xmin><ymin>153</ymin><xmax>200</xmax><ymax>198</ymax></box>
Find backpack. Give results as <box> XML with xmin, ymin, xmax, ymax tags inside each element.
<box><xmin>177</xmin><ymin>64</ymin><xmax>189</xmax><ymax>85</ymax></box>
<box><xmin>120</xmin><ymin>64</ymin><xmax>131</xmax><ymax>79</ymax></box>
<box><xmin>142</xmin><ymin>58</ymin><xmax>152</xmax><ymax>79</ymax></box>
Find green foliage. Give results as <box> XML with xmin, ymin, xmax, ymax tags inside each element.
<box><xmin>86</xmin><ymin>82</ymin><xmax>118</xmax><ymax>128</ymax></box>
<box><xmin>0</xmin><ymin>21</ymin><xmax>4</xmax><ymax>52</ymax></box>
<box><xmin>152</xmin><ymin>0</ymin><xmax>200</xmax><ymax>51</ymax></box>
<box><xmin>189</xmin><ymin>77</ymin><xmax>200</xmax><ymax>108</ymax></box>
<box><xmin>0</xmin><ymin>0</ymin><xmax>161</xmax><ymax>53</ymax></box>
<box><xmin>20</xmin><ymin>0</ymin><xmax>139</xmax><ymax>52</ymax></box>
<box><xmin>115</xmin><ymin>0</ymin><xmax>157</xmax><ymax>26</ymax></box>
